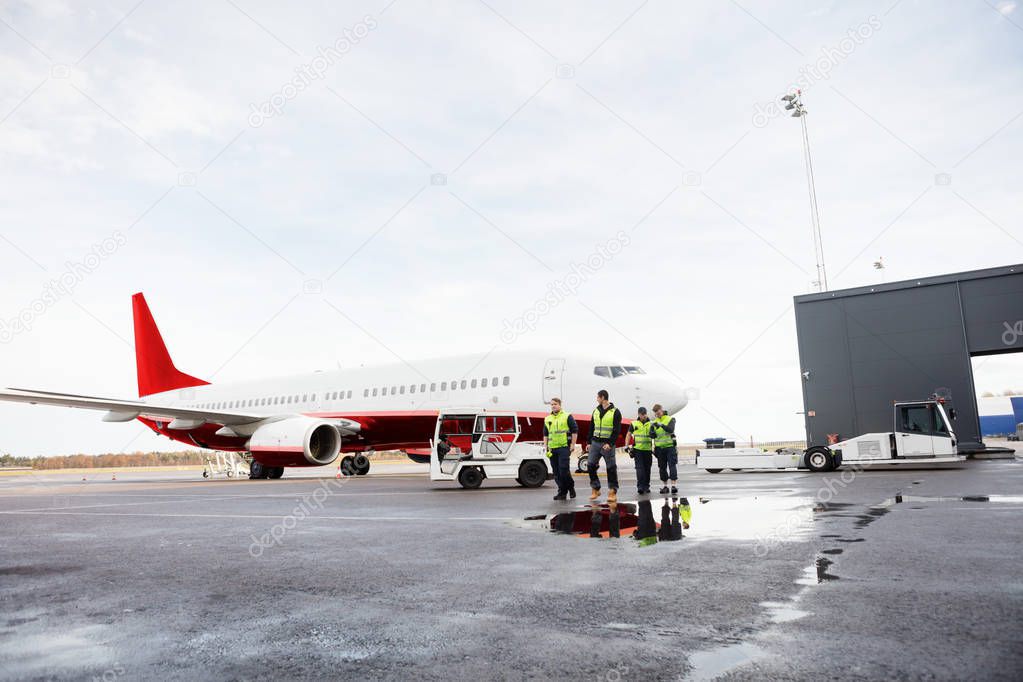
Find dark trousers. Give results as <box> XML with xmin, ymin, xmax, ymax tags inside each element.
<box><xmin>550</xmin><ymin>446</ymin><xmax>574</xmax><ymax>494</ymax></box>
<box><xmin>587</xmin><ymin>441</ymin><xmax>619</xmax><ymax>491</ymax></box>
<box><xmin>632</xmin><ymin>449</ymin><xmax>653</xmax><ymax>491</ymax></box>
<box><xmin>655</xmin><ymin>445</ymin><xmax>678</xmax><ymax>482</ymax></box>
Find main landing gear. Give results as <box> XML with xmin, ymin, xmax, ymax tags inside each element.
<box><xmin>249</xmin><ymin>461</ymin><xmax>285</xmax><ymax>480</ymax></box>
<box><xmin>338</xmin><ymin>454</ymin><xmax>371</xmax><ymax>477</ymax></box>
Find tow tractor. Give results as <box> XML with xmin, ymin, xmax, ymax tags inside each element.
<box><xmin>696</xmin><ymin>398</ymin><xmax>966</xmax><ymax>473</ymax></box>
<box><xmin>429</xmin><ymin>410</ymin><xmax>552</xmax><ymax>489</ymax></box>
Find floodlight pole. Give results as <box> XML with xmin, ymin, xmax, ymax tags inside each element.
<box><xmin>784</xmin><ymin>91</ymin><xmax>828</xmax><ymax>292</ymax></box>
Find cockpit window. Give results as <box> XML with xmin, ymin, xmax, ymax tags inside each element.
<box><xmin>610</xmin><ymin>366</ymin><xmax>627</xmax><ymax>378</ymax></box>
<box><xmin>624</xmin><ymin>366</ymin><xmax>645</xmax><ymax>374</ymax></box>
<box><xmin>594</xmin><ymin>366</ymin><xmax>611</xmax><ymax>378</ymax></box>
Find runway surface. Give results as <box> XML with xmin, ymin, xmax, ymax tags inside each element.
<box><xmin>0</xmin><ymin>459</ymin><xmax>1021</xmax><ymax>680</ymax></box>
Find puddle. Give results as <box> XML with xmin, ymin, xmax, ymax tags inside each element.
<box><xmin>684</xmin><ymin>642</ymin><xmax>767</xmax><ymax>681</ymax></box>
<box><xmin>796</xmin><ymin>556</ymin><xmax>839</xmax><ymax>585</ymax></box>
<box><xmin>515</xmin><ymin>496</ymin><xmax>815</xmax><ymax>545</ymax></box>
<box><xmin>760</xmin><ymin>600</ymin><xmax>810</xmax><ymax>623</ymax></box>
<box><xmin>882</xmin><ymin>494</ymin><xmax>1023</xmax><ymax>507</ymax></box>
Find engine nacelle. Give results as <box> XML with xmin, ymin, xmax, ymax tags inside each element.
<box><xmin>248</xmin><ymin>417</ymin><xmax>341</xmax><ymax>467</ymax></box>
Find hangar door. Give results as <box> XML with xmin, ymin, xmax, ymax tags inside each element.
<box><xmin>794</xmin><ymin>264</ymin><xmax>1023</xmax><ymax>452</ymax></box>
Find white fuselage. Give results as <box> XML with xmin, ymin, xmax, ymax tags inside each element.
<box><xmin>149</xmin><ymin>350</ymin><xmax>690</xmax><ymax>421</ymax></box>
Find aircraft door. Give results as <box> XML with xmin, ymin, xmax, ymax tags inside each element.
<box><xmin>543</xmin><ymin>358</ymin><xmax>565</xmax><ymax>404</ymax></box>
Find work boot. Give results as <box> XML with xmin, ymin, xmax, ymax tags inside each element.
<box><xmin>607</xmin><ymin>489</ymin><xmax>617</xmax><ymax>503</ymax></box>
<box><xmin>589</xmin><ymin>488</ymin><xmax>600</xmax><ymax>501</ymax></box>
<box><xmin>659</xmin><ymin>486</ymin><xmax>670</xmax><ymax>495</ymax></box>
<box><xmin>671</xmin><ymin>486</ymin><xmax>678</xmax><ymax>494</ymax></box>
<box><xmin>568</xmin><ymin>488</ymin><xmax>577</xmax><ymax>499</ymax></box>
<box><xmin>553</xmin><ymin>493</ymin><xmax>567</xmax><ymax>501</ymax></box>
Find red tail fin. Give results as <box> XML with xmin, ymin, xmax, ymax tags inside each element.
<box><xmin>132</xmin><ymin>293</ymin><xmax>209</xmax><ymax>397</ymax></box>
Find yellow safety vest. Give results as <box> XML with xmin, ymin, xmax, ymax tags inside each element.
<box><xmin>545</xmin><ymin>411</ymin><xmax>570</xmax><ymax>449</ymax></box>
<box><xmin>591</xmin><ymin>406</ymin><xmax>618</xmax><ymax>440</ymax></box>
<box><xmin>631</xmin><ymin>420</ymin><xmax>653</xmax><ymax>451</ymax></box>
<box><xmin>653</xmin><ymin>415</ymin><xmax>675</xmax><ymax>448</ymax></box>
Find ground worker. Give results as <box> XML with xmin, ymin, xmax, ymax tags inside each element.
<box><xmin>626</xmin><ymin>407</ymin><xmax>654</xmax><ymax>495</ymax></box>
<box><xmin>652</xmin><ymin>403</ymin><xmax>678</xmax><ymax>495</ymax></box>
<box><xmin>544</xmin><ymin>397</ymin><xmax>578</xmax><ymax>501</ymax></box>
<box><xmin>587</xmin><ymin>389</ymin><xmax>621</xmax><ymax>503</ymax></box>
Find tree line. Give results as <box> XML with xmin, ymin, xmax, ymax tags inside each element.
<box><xmin>0</xmin><ymin>451</ymin><xmax>207</xmax><ymax>469</ymax></box>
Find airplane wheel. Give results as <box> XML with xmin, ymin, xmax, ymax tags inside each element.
<box><xmin>518</xmin><ymin>460</ymin><xmax>547</xmax><ymax>488</ymax></box>
<box><xmin>704</xmin><ymin>468</ymin><xmax>722</xmax><ymax>474</ymax></box>
<box><xmin>249</xmin><ymin>461</ymin><xmax>268</xmax><ymax>479</ymax></box>
<box><xmin>458</xmin><ymin>467</ymin><xmax>484</xmax><ymax>489</ymax></box>
<box><xmin>340</xmin><ymin>456</ymin><xmax>356</xmax><ymax>476</ymax></box>
<box><xmin>576</xmin><ymin>455</ymin><xmax>589</xmax><ymax>473</ymax></box>
<box><xmin>805</xmin><ymin>446</ymin><xmax>835</xmax><ymax>473</ymax></box>
<box><xmin>267</xmin><ymin>467</ymin><xmax>284</xmax><ymax>479</ymax></box>
<box><xmin>353</xmin><ymin>454</ymin><xmax>370</xmax><ymax>476</ymax></box>
<box><xmin>202</xmin><ymin>470</ymin><xmax>209</xmax><ymax>479</ymax></box>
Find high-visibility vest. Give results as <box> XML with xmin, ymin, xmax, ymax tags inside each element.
<box><xmin>653</xmin><ymin>415</ymin><xmax>675</xmax><ymax>448</ymax></box>
<box><xmin>591</xmin><ymin>406</ymin><xmax>618</xmax><ymax>440</ymax></box>
<box><xmin>545</xmin><ymin>411</ymin><xmax>570</xmax><ymax>449</ymax></box>
<box><xmin>631</xmin><ymin>420</ymin><xmax>653</xmax><ymax>451</ymax></box>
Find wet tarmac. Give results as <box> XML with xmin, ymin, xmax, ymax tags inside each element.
<box><xmin>0</xmin><ymin>460</ymin><xmax>1021</xmax><ymax>680</ymax></box>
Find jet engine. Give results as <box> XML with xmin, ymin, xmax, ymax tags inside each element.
<box><xmin>247</xmin><ymin>417</ymin><xmax>342</xmax><ymax>467</ymax></box>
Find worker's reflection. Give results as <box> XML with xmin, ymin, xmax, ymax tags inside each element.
<box><xmin>669</xmin><ymin>498</ymin><xmax>683</xmax><ymax>540</ymax></box>
<box><xmin>633</xmin><ymin>499</ymin><xmax>657</xmax><ymax>541</ymax></box>
<box><xmin>658</xmin><ymin>499</ymin><xmax>672</xmax><ymax>542</ymax></box>
<box><xmin>589</xmin><ymin>507</ymin><xmax>602</xmax><ymax>537</ymax></box>
<box><xmin>608</xmin><ymin>501</ymin><xmax>621</xmax><ymax>538</ymax></box>
<box><xmin>679</xmin><ymin>496</ymin><xmax>692</xmax><ymax>530</ymax></box>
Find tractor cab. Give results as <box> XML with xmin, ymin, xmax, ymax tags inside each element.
<box><xmin>430</xmin><ymin>410</ymin><xmax>551</xmax><ymax>489</ymax></box>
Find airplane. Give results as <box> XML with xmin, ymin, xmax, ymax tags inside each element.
<box><xmin>0</xmin><ymin>293</ymin><xmax>690</xmax><ymax>479</ymax></box>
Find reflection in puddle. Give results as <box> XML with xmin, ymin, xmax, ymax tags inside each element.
<box><xmin>684</xmin><ymin>642</ymin><xmax>767</xmax><ymax>681</ymax></box>
<box><xmin>532</xmin><ymin>499</ymin><xmax>692</xmax><ymax>543</ymax></box>
<box><xmin>516</xmin><ymin>495</ymin><xmax>816</xmax><ymax>545</ymax></box>
<box><xmin>883</xmin><ymin>494</ymin><xmax>1023</xmax><ymax>506</ymax></box>
<box><xmin>797</xmin><ymin>556</ymin><xmax>840</xmax><ymax>585</ymax></box>
<box><xmin>760</xmin><ymin>600</ymin><xmax>810</xmax><ymax>623</ymax></box>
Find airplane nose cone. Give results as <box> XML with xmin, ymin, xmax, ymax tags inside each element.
<box><xmin>656</xmin><ymin>381</ymin><xmax>691</xmax><ymax>415</ymax></box>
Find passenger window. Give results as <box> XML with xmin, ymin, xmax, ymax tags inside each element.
<box><xmin>420</xmin><ymin>384</ymin><xmax>426</xmax><ymax>393</ymax></box>
<box><xmin>364</xmin><ymin>389</ymin><xmax>369</xmax><ymax>397</ymax></box>
<box><xmin>347</xmin><ymin>391</ymin><xmax>352</xmax><ymax>399</ymax></box>
<box><xmin>503</xmin><ymin>376</ymin><xmax>510</xmax><ymax>386</ymax></box>
<box><xmin>441</xmin><ymin>382</ymin><xmax>447</xmax><ymax>391</ymax></box>
<box><xmin>400</xmin><ymin>385</ymin><xmax>405</xmax><ymax>394</ymax></box>
<box><xmin>481</xmin><ymin>378</ymin><xmax>488</xmax><ymax>388</ymax></box>
<box><xmin>410</xmin><ymin>384</ymin><xmax>416</xmax><ymax>394</ymax></box>
<box><xmin>624</xmin><ymin>366</ymin><xmax>645</xmax><ymax>374</ymax></box>
<box><xmin>460</xmin><ymin>380</ymin><xmax>467</xmax><ymax>390</ymax></box>
<box><xmin>390</xmin><ymin>386</ymin><xmax>396</xmax><ymax>395</ymax></box>
<box><xmin>492</xmin><ymin>376</ymin><xmax>498</xmax><ymax>387</ymax></box>
<box><xmin>594</xmin><ymin>366</ymin><xmax>611</xmax><ymax>378</ymax></box>
<box><xmin>431</xmin><ymin>383</ymin><xmax>437</xmax><ymax>392</ymax></box>
<box><xmin>372</xmin><ymin>388</ymin><xmax>378</xmax><ymax>397</ymax></box>
<box><xmin>471</xmin><ymin>379</ymin><xmax>478</xmax><ymax>389</ymax></box>
<box><xmin>611</xmin><ymin>366</ymin><xmax>627</xmax><ymax>378</ymax></box>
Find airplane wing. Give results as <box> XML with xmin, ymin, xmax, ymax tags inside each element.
<box><xmin>0</xmin><ymin>387</ymin><xmax>362</xmax><ymax>434</ymax></box>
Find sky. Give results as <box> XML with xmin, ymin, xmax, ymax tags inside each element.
<box><xmin>1</xmin><ymin>0</ymin><xmax>1021</xmax><ymax>456</ymax></box>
